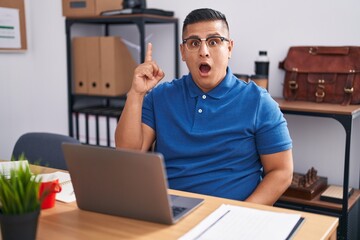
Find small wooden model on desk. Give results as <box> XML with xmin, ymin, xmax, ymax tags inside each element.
<box><xmin>283</xmin><ymin>167</ymin><xmax>328</xmax><ymax>200</ymax></box>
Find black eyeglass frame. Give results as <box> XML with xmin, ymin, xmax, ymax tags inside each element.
<box><xmin>182</xmin><ymin>36</ymin><xmax>230</xmax><ymax>50</ymax></box>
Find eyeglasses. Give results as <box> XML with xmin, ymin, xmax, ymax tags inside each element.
<box><xmin>182</xmin><ymin>36</ymin><xmax>230</xmax><ymax>52</ymax></box>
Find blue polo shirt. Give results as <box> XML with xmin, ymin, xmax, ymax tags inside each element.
<box><xmin>142</xmin><ymin>67</ymin><xmax>292</xmax><ymax>200</ymax></box>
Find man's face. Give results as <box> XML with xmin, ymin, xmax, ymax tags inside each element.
<box><xmin>180</xmin><ymin>20</ymin><xmax>233</xmax><ymax>92</ymax></box>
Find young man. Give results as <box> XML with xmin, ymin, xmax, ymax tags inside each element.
<box><xmin>115</xmin><ymin>8</ymin><xmax>293</xmax><ymax>205</ymax></box>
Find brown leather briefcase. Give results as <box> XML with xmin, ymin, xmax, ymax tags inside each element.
<box><xmin>279</xmin><ymin>46</ymin><xmax>360</xmax><ymax>105</ymax></box>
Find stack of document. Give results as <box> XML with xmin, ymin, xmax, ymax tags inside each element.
<box><xmin>0</xmin><ymin>160</ymin><xmax>29</xmax><ymax>178</ymax></box>
<box><xmin>180</xmin><ymin>204</ymin><xmax>303</xmax><ymax>240</ymax></box>
<box><xmin>53</xmin><ymin>171</ymin><xmax>76</xmax><ymax>203</ymax></box>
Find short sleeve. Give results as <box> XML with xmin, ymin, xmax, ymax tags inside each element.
<box><xmin>255</xmin><ymin>93</ymin><xmax>292</xmax><ymax>154</ymax></box>
<box><xmin>142</xmin><ymin>91</ymin><xmax>156</xmax><ymax>130</ymax></box>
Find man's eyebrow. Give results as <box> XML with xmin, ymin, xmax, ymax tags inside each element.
<box><xmin>206</xmin><ymin>32</ymin><xmax>222</xmax><ymax>37</ymax></box>
<box><xmin>183</xmin><ymin>35</ymin><xmax>200</xmax><ymax>39</ymax></box>
<box><xmin>184</xmin><ymin>33</ymin><xmax>223</xmax><ymax>39</ymax></box>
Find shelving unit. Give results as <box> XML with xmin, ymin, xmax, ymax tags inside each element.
<box><xmin>64</xmin><ymin>14</ymin><xmax>179</xmax><ymax>146</ymax></box>
<box><xmin>274</xmin><ymin>98</ymin><xmax>360</xmax><ymax>240</ymax></box>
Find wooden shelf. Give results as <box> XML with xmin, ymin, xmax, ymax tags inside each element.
<box><xmin>279</xmin><ymin>189</ymin><xmax>360</xmax><ymax>212</ymax></box>
<box><xmin>273</xmin><ymin>98</ymin><xmax>360</xmax><ymax>239</ymax></box>
<box><xmin>65</xmin><ymin>15</ymin><xmax>179</xmax><ymax>146</ymax></box>
<box><xmin>274</xmin><ymin>97</ymin><xmax>360</xmax><ymax>116</ymax></box>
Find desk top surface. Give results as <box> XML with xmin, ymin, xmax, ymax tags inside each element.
<box><xmin>30</xmin><ymin>165</ymin><xmax>338</xmax><ymax>240</ymax></box>
<box><xmin>274</xmin><ymin>97</ymin><xmax>360</xmax><ymax>116</ymax></box>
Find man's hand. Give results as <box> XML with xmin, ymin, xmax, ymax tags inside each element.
<box><xmin>131</xmin><ymin>43</ymin><xmax>165</xmax><ymax>95</ymax></box>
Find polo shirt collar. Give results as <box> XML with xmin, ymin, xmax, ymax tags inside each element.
<box><xmin>187</xmin><ymin>67</ymin><xmax>236</xmax><ymax>99</ymax></box>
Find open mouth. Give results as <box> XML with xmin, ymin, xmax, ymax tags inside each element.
<box><xmin>199</xmin><ymin>64</ymin><xmax>211</xmax><ymax>74</ymax></box>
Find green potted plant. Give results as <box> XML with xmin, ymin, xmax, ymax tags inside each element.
<box><xmin>0</xmin><ymin>158</ymin><xmax>43</xmax><ymax>240</ymax></box>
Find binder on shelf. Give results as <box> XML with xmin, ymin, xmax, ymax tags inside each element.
<box><xmin>72</xmin><ymin>36</ymin><xmax>136</xmax><ymax>96</ymax></box>
<box><xmin>100</xmin><ymin>36</ymin><xmax>137</xmax><ymax>96</ymax></box>
<box><xmin>73</xmin><ymin>38</ymin><xmax>88</xmax><ymax>94</ymax></box>
<box><xmin>88</xmin><ymin>114</ymin><xmax>97</xmax><ymax>145</ymax></box>
<box><xmin>72</xmin><ymin>112</ymin><xmax>79</xmax><ymax>139</ymax></box>
<box><xmin>98</xmin><ymin>115</ymin><xmax>108</xmax><ymax>146</ymax></box>
<box><xmin>77</xmin><ymin>113</ymin><xmax>87</xmax><ymax>143</ymax></box>
<box><xmin>109</xmin><ymin>117</ymin><xmax>118</xmax><ymax>147</ymax></box>
<box><xmin>86</xmin><ymin>37</ymin><xmax>101</xmax><ymax>95</ymax></box>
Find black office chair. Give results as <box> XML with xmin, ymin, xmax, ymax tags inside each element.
<box><xmin>12</xmin><ymin>132</ymin><xmax>81</xmax><ymax>170</ymax></box>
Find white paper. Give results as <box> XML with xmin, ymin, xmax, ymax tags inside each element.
<box><xmin>0</xmin><ymin>7</ymin><xmax>21</xmax><ymax>49</ymax></box>
<box><xmin>54</xmin><ymin>171</ymin><xmax>76</xmax><ymax>203</ymax></box>
<box><xmin>180</xmin><ymin>204</ymin><xmax>302</xmax><ymax>240</ymax></box>
<box><xmin>36</xmin><ymin>172</ymin><xmax>59</xmax><ymax>182</ymax></box>
<box><xmin>0</xmin><ymin>160</ymin><xmax>29</xmax><ymax>178</ymax></box>
<box><xmin>78</xmin><ymin>113</ymin><xmax>87</xmax><ymax>143</ymax></box>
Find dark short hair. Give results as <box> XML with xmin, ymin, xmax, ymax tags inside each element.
<box><xmin>182</xmin><ymin>8</ymin><xmax>229</xmax><ymax>34</ymax></box>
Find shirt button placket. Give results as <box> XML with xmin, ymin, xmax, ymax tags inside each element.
<box><xmin>198</xmin><ymin>95</ymin><xmax>206</xmax><ymax>114</ymax></box>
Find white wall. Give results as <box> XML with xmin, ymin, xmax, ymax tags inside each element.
<box><xmin>0</xmin><ymin>0</ymin><xmax>68</xmax><ymax>158</ymax></box>
<box><xmin>0</xmin><ymin>0</ymin><xmax>359</xmax><ymax>187</ymax></box>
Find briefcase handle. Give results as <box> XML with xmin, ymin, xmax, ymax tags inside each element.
<box><xmin>309</xmin><ymin>47</ymin><xmax>349</xmax><ymax>55</ymax></box>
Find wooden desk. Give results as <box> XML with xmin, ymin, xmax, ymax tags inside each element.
<box><xmin>274</xmin><ymin>98</ymin><xmax>360</xmax><ymax>240</ymax></box>
<box><xmin>31</xmin><ymin>166</ymin><xmax>338</xmax><ymax>240</ymax></box>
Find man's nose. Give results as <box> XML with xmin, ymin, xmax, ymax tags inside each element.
<box><xmin>199</xmin><ymin>41</ymin><xmax>210</xmax><ymax>57</ymax></box>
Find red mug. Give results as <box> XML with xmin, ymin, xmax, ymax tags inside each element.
<box><xmin>39</xmin><ymin>176</ymin><xmax>62</xmax><ymax>209</ymax></box>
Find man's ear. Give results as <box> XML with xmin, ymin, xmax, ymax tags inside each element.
<box><xmin>228</xmin><ymin>39</ymin><xmax>234</xmax><ymax>59</ymax></box>
<box><xmin>180</xmin><ymin>44</ymin><xmax>186</xmax><ymax>61</ymax></box>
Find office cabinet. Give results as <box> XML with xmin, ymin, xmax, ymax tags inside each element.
<box><xmin>64</xmin><ymin>15</ymin><xmax>179</xmax><ymax>146</ymax></box>
<box><xmin>274</xmin><ymin>98</ymin><xmax>360</xmax><ymax>240</ymax></box>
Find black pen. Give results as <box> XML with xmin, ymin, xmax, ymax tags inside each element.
<box><xmin>193</xmin><ymin>209</ymin><xmax>231</xmax><ymax>240</ymax></box>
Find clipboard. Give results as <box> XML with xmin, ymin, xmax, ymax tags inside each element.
<box><xmin>180</xmin><ymin>204</ymin><xmax>305</xmax><ymax>240</ymax></box>
<box><xmin>0</xmin><ymin>0</ymin><xmax>27</xmax><ymax>51</ymax></box>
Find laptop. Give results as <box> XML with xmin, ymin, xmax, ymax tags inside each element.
<box><xmin>61</xmin><ymin>143</ymin><xmax>204</xmax><ymax>225</ymax></box>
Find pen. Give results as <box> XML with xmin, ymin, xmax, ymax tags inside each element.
<box><xmin>193</xmin><ymin>209</ymin><xmax>231</xmax><ymax>240</ymax></box>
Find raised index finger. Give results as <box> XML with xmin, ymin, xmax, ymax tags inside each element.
<box><xmin>145</xmin><ymin>42</ymin><xmax>153</xmax><ymax>62</ymax></box>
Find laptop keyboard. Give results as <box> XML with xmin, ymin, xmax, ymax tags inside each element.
<box><xmin>172</xmin><ymin>206</ymin><xmax>187</xmax><ymax>217</ymax></box>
